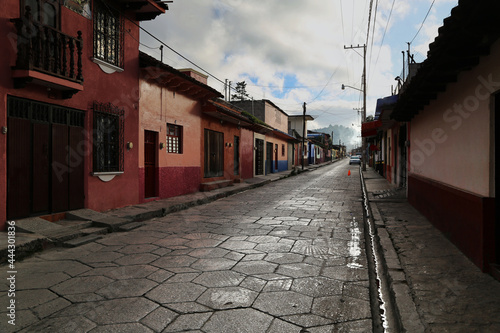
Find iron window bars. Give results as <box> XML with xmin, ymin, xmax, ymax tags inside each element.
<box><xmin>92</xmin><ymin>101</ymin><xmax>124</xmax><ymax>172</ymax></box>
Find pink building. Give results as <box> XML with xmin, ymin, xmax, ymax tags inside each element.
<box><xmin>373</xmin><ymin>0</ymin><xmax>498</xmax><ymax>275</ymax></box>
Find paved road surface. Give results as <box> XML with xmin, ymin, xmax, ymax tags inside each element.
<box><xmin>1</xmin><ymin>161</ymin><xmax>376</xmax><ymax>332</ymax></box>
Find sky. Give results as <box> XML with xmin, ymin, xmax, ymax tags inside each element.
<box><xmin>139</xmin><ymin>0</ymin><xmax>458</xmax><ymax>147</ymax></box>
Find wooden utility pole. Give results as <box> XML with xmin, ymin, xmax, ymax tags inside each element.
<box><xmin>344</xmin><ymin>44</ymin><xmax>367</xmax><ymax>171</ymax></box>
<box><xmin>302</xmin><ymin>102</ymin><xmax>306</xmax><ymax>171</ymax></box>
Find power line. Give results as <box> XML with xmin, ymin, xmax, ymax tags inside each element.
<box><xmin>410</xmin><ymin>0</ymin><xmax>436</xmax><ymax>44</ymax></box>
<box><xmin>373</xmin><ymin>0</ymin><xmax>396</xmax><ymax>73</ymax></box>
<box><xmin>307</xmin><ymin>68</ymin><xmax>339</xmax><ymax>104</ymax></box>
<box><xmin>101</xmin><ymin>1</ymin><xmax>230</xmax><ymax>90</ymax></box>
<box><xmin>340</xmin><ymin>0</ymin><xmax>346</xmax><ymax>44</ymax></box>
<box><xmin>368</xmin><ymin>0</ymin><xmax>379</xmax><ymax>83</ymax></box>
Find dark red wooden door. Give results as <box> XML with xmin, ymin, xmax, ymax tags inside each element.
<box><xmin>32</xmin><ymin>123</ymin><xmax>50</xmax><ymax>213</ymax></box>
<box><xmin>68</xmin><ymin>126</ymin><xmax>85</xmax><ymax>210</ymax></box>
<box><xmin>7</xmin><ymin>96</ymin><xmax>85</xmax><ymax>219</ymax></box>
<box><xmin>51</xmin><ymin>123</ymin><xmax>69</xmax><ymax>213</ymax></box>
<box><xmin>7</xmin><ymin>117</ymin><xmax>31</xmax><ymax>219</ymax></box>
<box><xmin>144</xmin><ymin>130</ymin><xmax>157</xmax><ymax>198</ymax></box>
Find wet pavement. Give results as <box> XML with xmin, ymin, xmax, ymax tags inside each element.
<box><xmin>1</xmin><ymin>161</ymin><xmax>374</xmax><ymax>332</ymax></box>
<box><xmin>3</xmin><ymin>162</ymin><xmax>500</xmax><ymax>332</ymax></box>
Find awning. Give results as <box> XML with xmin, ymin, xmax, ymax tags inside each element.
<box><xmin>361</xmin><ymin>120</ymin><xmax>382</xmax><ymax>137</ymax></box>
<box><xmin>205</xmin><ymin>100</ymin><xmax>253</xmax><ymax>127</ymax></box>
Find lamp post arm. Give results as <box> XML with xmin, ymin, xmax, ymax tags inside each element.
<box><xmin>341</xmin><ymin>84</ymin><xmax>363</xmax><ymax>93</ymax></box>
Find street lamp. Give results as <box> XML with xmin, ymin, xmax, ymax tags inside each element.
<box><xmin>341</xmin><ymin>84</ymin><xmax>363</xmax><ymax>93</ymax></box>
<box><xmin>341</xmin><ymin>82</ymin><xmax>367</xmax><ymax>171</ymax></box>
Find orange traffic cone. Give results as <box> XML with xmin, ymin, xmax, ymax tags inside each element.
<box><xmin>348</xmin><ymin>170</ymin><xmax>351</xmax><ymax>176</ymax></box>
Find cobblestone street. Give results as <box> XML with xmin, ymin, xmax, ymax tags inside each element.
<box><xmin>1</xmin><ymin>162</ymin><xmax>375</xmax><ymax>332</ymax></box>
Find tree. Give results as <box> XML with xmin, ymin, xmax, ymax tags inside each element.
<box><xmin>231</xmin><ymin>81</ymin><xmax>250</xmax><ymax>101</ymax></box>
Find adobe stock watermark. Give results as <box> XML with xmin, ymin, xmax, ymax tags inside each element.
<box><xmin>410</xmin><ymin>73</ymin><xmax>500</xmax><ymax>168</ymax></box>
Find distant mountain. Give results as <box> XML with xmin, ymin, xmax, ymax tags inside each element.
<box><xmin>312</xmin><ymin>124</ymin><xmax>357</xmax><ymax>150</ymax></box>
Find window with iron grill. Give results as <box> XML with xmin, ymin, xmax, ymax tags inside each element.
<box><xmin>93</xmin><ymin>101</ymin><xmax>124</xmax><ymax>172</ymax></box>
<box><xmin>167</xmin><ymin>123</ymin><xmax>182</xmax><ymax>154</ymax></box>
<box><xmin>93</xmin><ymin>0</ymin><xmax>123</xmax><ymax>68</ymax></box>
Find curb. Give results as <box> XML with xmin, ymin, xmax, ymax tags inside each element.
<box><xmin>361</xmin><ymin>172</ymin><xmax>424</xmax><ymax>332</ymax></box>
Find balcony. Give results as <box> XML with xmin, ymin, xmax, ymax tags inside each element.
<box><xmin>11</xmin><ymin>7</ymin><xmax>83</xmax><ymax>98</ymax></box>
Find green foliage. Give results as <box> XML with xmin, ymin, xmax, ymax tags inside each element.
<box><xmin>231</xmin><ymin>81</ymin><xmax>250</xmax><ymax>101</ymax></box>
<box><xmin>241</xmin><ymin>110</ymin><xmax>270</xmax><ymax>127</ymax></box>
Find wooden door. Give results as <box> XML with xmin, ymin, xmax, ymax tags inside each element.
<box><xmin>255</xmin><ymin>139</ymin><xmax>264</xmax><ymax>175</ymax></box>
<box><xmin>144</xmin><ymin>130</ymin><xmax>157</xmax><ymax>198</ymax></box>
<box><xmin>7</xmin><ymin>117</ymin><xmax>31</xmax><ymax>219</ymax></box>
<box><xmin>32</xmin><ymin>122</ymin><xmax>50</xmax><ymax>213</ymax></box>
<box><xmin>234</xmin><ymin>136</ymin><xmax>240</xmax><ymax>176</ymax></box>
<box><xmin>68</xmin><ymin>126</ymin><xmax>85</xmax><ymax>210</ymax></box>
<box><xmin>204</xmin><ymin>129</ymin><xmax>224</xmax><ymax>178</ymax></box>
<box><xmin>7</xmin><ymin>96</ymin><xmax>85</xmax><ymax>219</ymax></box>
<box><xmin>275</xmin><ymin>144</ymin><xmax>278</xmax><ymax>170</ymax></box>
<box><xmin>51</xmin><ymin>123</ymin><xmax>69</xmax><ymax>212</ymax></box>
<box><xmin>266</xmin><ymin>142</ymin><xmax>273</xmax><ymax>174</ymax></box>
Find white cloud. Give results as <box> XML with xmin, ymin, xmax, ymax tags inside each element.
<box><xmin>140</xmin><ymin>0</ymin><xmax>458</xmax><ymax>133</ymax></box>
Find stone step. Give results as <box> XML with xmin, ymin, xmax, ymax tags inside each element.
<box><xmin>66</xmin><ymin>208</ymin><xmax>132</xmax><ymax>231</ymax></box>
<box><xmin>53</xmin><ymin>219</ymin><xmax>93</xmax><ymax>230</ymax></box>
<box><xmin>46</xmin><ymin>228</ymin><xmax>84</xmax><ymax>243</ymax></box>
<box><xmin>200</xmin><ymin>180</ymin><xmax>233</xmax><ymax>192</ymax></box>
<box><xmin>62</xmin><ymin>234</ymin><xmax>103</xmax><ymax>248</ymax></box>
<box><xmin>118</xmin><ymin>222</ymin><xmax>144</xmax><ymax>232</ymax></box>
<box><xmin>80</xmin><ymin>227</ymin><xmax>108</xmax><ymax>235</ymax></box>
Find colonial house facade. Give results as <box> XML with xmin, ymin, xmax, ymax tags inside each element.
<box><xmin>232</xmin><ymin>99</ymin><xmax>298</xmax><ymax>175</ymax></box>
<box><xmin>0</xmin><ymin>0</ymin><xmax>167</xmax><ymax>229</ymax></box>
<box><xmin>365</xmin><ymin>0</ymin><xmax>499</xmax><ymax>274</ymax></box>
<box><xmin>138</xmin><ymin>53</ymin><xmax>222</xmax><ymax>200</ymax></box>
<box><xmin>288</xmin><ymin>114</ymin><xmax>314</xmax><ymax>167</ymax></box>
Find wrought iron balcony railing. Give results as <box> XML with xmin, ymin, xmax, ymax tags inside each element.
<box><xmin>11</xmin><ymin>7</ymin><xmax>83</xmax><ymax>85</ymax></box>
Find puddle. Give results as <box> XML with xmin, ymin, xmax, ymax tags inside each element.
<box><xmin>347</xmin><ymin>216</ymin><xmax>363</xmax><ymax>269</ymax></box>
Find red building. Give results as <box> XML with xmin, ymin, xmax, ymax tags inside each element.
<box><xmin>0</xmin><ymin>0</ymin><xmax>167</xmax><ymax>229</ymax></box>
<box><xmin>201</xmin><ymin>99</ymin><xmax>253</xmax><ymax>187</ymax></box>
<box><xmin>139</xmin><ymin>53</ymin><xmax>223</xmax><ymax>200</ymax></box>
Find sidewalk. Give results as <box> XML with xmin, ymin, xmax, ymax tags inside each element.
<box><xmin>0</xmin><ymin>160</ymin><xmax>339</xmax><ymax>263</ymax></box>
<box><xmin>363</xmin><ymin>167</ymin><xmax>500</xmax><ymax>332</ymax></box>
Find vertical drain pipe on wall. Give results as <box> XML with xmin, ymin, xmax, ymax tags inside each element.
<box><xmin>360</xmin><ymin>168</ymin><xmax>400</xmax><ymax>333</ymax></box>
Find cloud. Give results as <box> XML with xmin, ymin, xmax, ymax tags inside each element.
<box><xmin>139</xmin><ymin>0</ymin><xmax>458</xmax><ymax>130</ymax></box>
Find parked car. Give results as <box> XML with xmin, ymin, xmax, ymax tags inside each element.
<box><xmin>349</xmin><ymin>155</ymin><xmax>361</xmax><ymax>165</ymax></box>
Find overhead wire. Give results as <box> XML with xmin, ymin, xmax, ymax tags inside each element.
<box><xmin>410</xmin><ymin>0</ymin><xmax>436</xmax><ymax>44</ymax></box>
<box><xmin>111</xmin><ymin>1</ymin><xmax>360</xmax><ymax>113</ymax></box>
<box><xmin>101</xmin><ymin>1</ymin><xmax>228</xmax><ymax>89</ymax></box>
<box><xmin>373</xmin><ymin>0</ymin><xmax>396</xmax><ymax>75</ymax></box>
<box><xmin>368</xmin><ymin>0</ymin><xmax>379</xmax><ymax>83</ymax></box>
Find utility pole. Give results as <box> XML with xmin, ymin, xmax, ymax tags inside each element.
<box><xmin>224</xmin><ymin>79</ymin><xmax>228</xmax><ymax>101</ymax></box>
<box><xmin>344</xmin><ymin>44</ymin><xmax>367</xmax><ymax>171</ymax></box>
<box><xmin>302</xmin><ymin>102</ymin><xmax>306</xmax><ymax>171</ymax></box>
